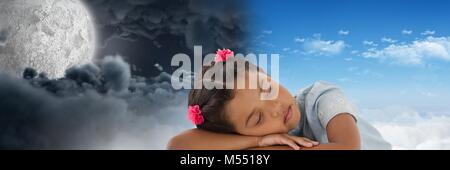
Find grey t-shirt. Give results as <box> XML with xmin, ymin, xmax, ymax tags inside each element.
<box><xmin>289</xmin><ymin>81</ymin><xmax>392</xmax><ymax>150</ymax></box>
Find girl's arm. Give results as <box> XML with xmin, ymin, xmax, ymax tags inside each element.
<box><xmin>168</xmin><ymin>113</ymin><xmax>358</xmax><ymax>150</ymax></box>
<box><xmin>249</xmin><ymin>113</ymin><xmax>361</xmax><ymax>150</ymax></box>
<box><xmin>167</xmin><ymin>129</ymin><xmax>260</xmax><ymax>150</ymax></box>
<box><xmin>167</xmin><ymin>129</ymin><xmax>318</xmax><ymax>150</ymax></box>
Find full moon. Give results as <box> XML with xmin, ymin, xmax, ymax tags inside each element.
<box><xmin>0</xmin><ymin>0</ymin><xmax>96</xmax><ymax>78</ymax></box>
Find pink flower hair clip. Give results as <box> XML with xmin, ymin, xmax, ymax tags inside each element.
<box><xmin>187</xmin><ymin>105</ymin><xmax>204</xmax><ymax>125</ymax></box>
<box><xmin>215</xmin><ymin>48</ymin><xmax>234</xmax><ymax>62</ymax></box>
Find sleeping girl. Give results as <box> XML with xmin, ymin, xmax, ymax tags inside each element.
<box><xmin>167</xmin><ymin>49</ymin><xmax>391</xmax><ymax>150</ymax></box>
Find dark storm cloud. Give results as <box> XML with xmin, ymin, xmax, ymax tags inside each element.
<box><xmin>0</xmin><ymin>56</ymin><xmax>191</xmax><ymax>149</ymax></box>
<box><xmin>83</xmin><ymin>0</ymin><xmax>248</xmax><ymax>77</ymax></box>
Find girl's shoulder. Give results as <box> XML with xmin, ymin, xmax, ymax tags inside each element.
<box><xmin>297</xmin><ymin>81</ymin><xmax>340</xmax><ymax>99</ymax></box>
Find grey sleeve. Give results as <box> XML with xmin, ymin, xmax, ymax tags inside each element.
<box><xmin>316</xmin><ymin>88</ymin><xmax>358</xmax><ymax>128</ymax></box>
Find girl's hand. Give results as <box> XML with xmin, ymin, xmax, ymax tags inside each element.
<box><xmin>257</xmin><ymin>134</ymin><xmax>319</xmax><ymax>150</ymax></box>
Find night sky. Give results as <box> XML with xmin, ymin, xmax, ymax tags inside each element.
<box><xmin>84</xmin><ymin>0</ymin><xmax>249</xmax><ymax>77</ymax></box>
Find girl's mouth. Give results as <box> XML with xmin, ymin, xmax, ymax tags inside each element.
<box><xmin>284</xmin><ymin>105</ymin><xmax>292</xmax><ymax>124</ymax></box>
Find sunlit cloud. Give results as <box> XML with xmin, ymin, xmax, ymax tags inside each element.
<box><xmin>338</xmin><ymin>30</ymin><xmax>350</xmax><ymax>35</ymax></box>
<box><xmin>361</xmin><ymin>105</ymin><xmax>450</xmax><ymax>150</ymax></box>
<box><xmin>294</xmin><ymin>37</ymin><xmax>305</xmax><ymax>43</ymax></box>
<box><xmin>262</xmin><ymin>30</ymin><xmax>273</xmax><ymax>35</ymax></box>
<box><xmin>363</xmin><ymin>40</ymin><xmax>378</xmax><ymax>47</ymax></box>
<box><xmin>381</xmin><ymin>37</ymin><xmax>398</xmax><ymax>43</ymax></box>
<box><xmin>362</xmin><ymin>36</ymin><xmax>450</xmax><ymax>65</ymax></box>
<box><xmin>302</xmin><ymin>37</ymin><xmax>347</xmax><ymax>56</ymax></box>
<box><xmin>421</xmin><ymin>30</ymin><xmax>436</xmax><ymax>36</ymax></box>
<box><xmin>402</xmin><ymin>29</ymin><xmax>413</xmax><ymax>35</ymax></box>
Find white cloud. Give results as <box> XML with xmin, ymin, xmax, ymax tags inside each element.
<box><xmin>260</xmin><ymin>41</ymin><xmax>275</xmax><ymax>47</ymax></box>
<box><xmin>303</xmin><ymin>38</ymin><xmax>346</xmax><ymax>56</ymax></box>
<box><xmin>374</xmin><ymin>118</ymin><xmax>450</xmax><ymax>150</ymax></box>
<box><xmin>361</xmin><ymin>36</ymin><xmax>450</xmax><ymax>65</ymax></box>
<box><xmin>402</xmin><ymin>29</ymin><xmax>413</xmax><ymax>35</ymax></box>
<box><xmin>356</xmin><ymin>69</ymin><xmax>383</xmax><ymax>78</ymax></box>
<box><xmin>418</xmin><ymin>90</ymin><xmax>437</xmax><ymax>97</ymax></box>
<box><xmin>360</xmin><ymin>105</ymin><xmax>450</xmax><ymax>150</ymax></box>
<box><xmin>338</xmin><ymin>77</ymin><xmax>358</xmax><ymax>83</ymax></box>
<box><xmin>421</xmin><ymin>30</ymin><xmax>435</xmax><ymax>36</ymax></box>
<box><xmin>294</xmin><ymin>37</ymin><xmax>305</xmax><ymax>43</ymax></box>
<box><xmin>347</xmin><ymin>66</ymin><xmax>359</xmax><ymax>72</ymax></box>
<box><xmin>154</xmin><ymin>63</ymin><xmax>163</xmax><ymax>71</ymax></box>
<box><xmin>381</xmin><ymin>37</ymin><xmax>398</xmax><ymax>43</ymax></box>
<box><xmin>346</xmin><ymin>67</ymin><xmax>383</xmax><ymax>78</ymax></box>
<box><xmin>338</xmin><ymin>30</ymin><xmax>350</xmax><ymax>35</ymax></box>
<box><xmin>282</xmin><ymin>47</ymin><xmax>291</xmax><ymax>52</ymax></box>
<box><xmin>254</xmin><ymin>30</ymin><xmax>273</xmax><ymax>40</ymax></box>
<box><xmin>363</xmin><ymin>40</ymin><xmax>378</xmax><ymax>47</ymax></box>
<box><xmin>262</xmin><ymin>30</ymin><xmax>273</xmax><ymax>35</ymax></box>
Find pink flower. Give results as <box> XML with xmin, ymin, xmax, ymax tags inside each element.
<box><xmin>215</xmin><ymin>48</ymin><xmax>234</xmax><ymax>62</ymax></box>
<box><xmin>187</xmin><ymin>105</ymin><xmax>204</xmax><ymax>125</ymax></box>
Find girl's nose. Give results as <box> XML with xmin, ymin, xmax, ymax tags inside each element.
<box><xmin>268</xmin><ymin>102</ymin><xmax>282</xmax><ymax>118</ymax></box>
<box><xmin>271</xmin><ymin>111</ymin><xmax>281</xmax><ymax>117</ymax></box>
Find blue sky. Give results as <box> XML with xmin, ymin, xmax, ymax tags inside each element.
<box><xmin>246</xmin><ymin>0</ymin><xmax>450</xmax><ymax>114</ymax></box>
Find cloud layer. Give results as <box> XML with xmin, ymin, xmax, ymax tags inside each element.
<box><xmin>0</xmin><ymin>56</ymin><xmax>191</xmax><ymax>149</ymax></box>
<box><xmin>361</xmin><ymin>105</ymin><xmax>450</xmax><ymax>149</ymax></box>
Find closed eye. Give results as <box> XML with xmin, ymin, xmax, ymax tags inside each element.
<box><xmin>248</xmin><ymin>112</ymin><xmax>262</xmax><ymax>127</ymax></box>
<box><xmin>256</xmin><ymin>112</ymin><xmax>262</xmax><ymax>125</ymax></box>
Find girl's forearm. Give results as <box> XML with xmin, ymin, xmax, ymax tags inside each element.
<box><xmin>247</xmin><ymin>146</ymin><xmax>293</xmax><ymax>150</ymax></box>
<box><xmin>300</xmin><ymin>143</ymin><xmax>360</xmax><ymax>150</ymax></box>
<box><xmin>248</xmin><ymin>143</ymin><xmax>360</xmax><ymax>150</ymax></box>
<box><xmin>167</xmin><ymin>129</ymin><xmax>261</xmax><ymax>150</ymax></box>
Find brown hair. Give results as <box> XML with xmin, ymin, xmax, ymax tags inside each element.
<box><xmin>188</xmin><ymin>59</ymin><xmax>259</xmax><ymax>133</ymax></box>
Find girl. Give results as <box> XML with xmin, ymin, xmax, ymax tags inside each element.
<box><xmin>168</xmin><ymin>49</ymin><xmax>391</xmax><ymax>150</ymax></box>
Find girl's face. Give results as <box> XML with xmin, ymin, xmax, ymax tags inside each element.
<box><xmin>225</xmin><ymin>71</ymin><xmax>301</xmax><ymax>136</ymax></box>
